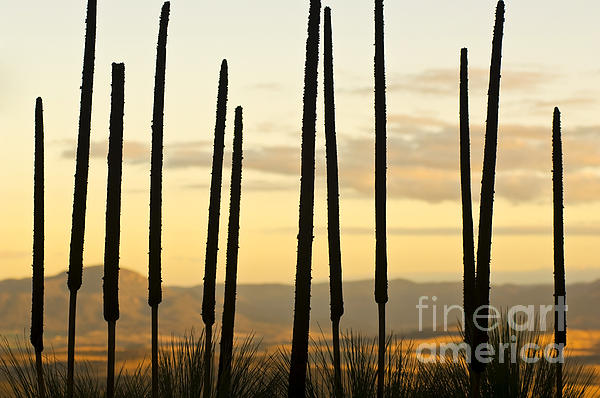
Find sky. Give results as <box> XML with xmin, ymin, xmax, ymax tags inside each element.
<box><xmin>2</xmin><ymin>0</ymin><xmax>600</xmax><ymax>287</ymax></box>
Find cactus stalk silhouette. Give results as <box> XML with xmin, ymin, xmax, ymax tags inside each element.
<box><xmin>459</xmin><ymin>48</ymin><xmax>476</xmax><ymax>374</ymax></box>
<box><xmin>148</xmin><ymin>3</ymin><xmax>170</xmax><ymax>398</ymax></box>
<box><xmin>31</xmin><ymin>97</ymin><xmax>46</xmax><ymax>398</ymax></box>
<box><xmin>13</xmin><ymin>1</ymin><xmax>590</xmax><ymax>397</ymax></box>
<box><xmin>216</xmin><ymin>106</ymin><xmax>244</xmax><ymax>398</ymax></box>
<box><xmin>202</xmin><ymin>59</ymin><xmax>229</xmax><ymax>398</ymax></box>
<box><xmin>288</xmin><ymin>0</ymin><xmax>321</xmax><ymax>396</ymax></box>
<box><xmin>552</xmin><ymin>107</ymin><xmax>566</xmax><ymax>398</ymax></box>
<box><xmin>374</xmin><ymin>1</ymin><xmax>388</xmax><ymax>397</ymax></box>
<box><xmin>472</xmin><ymin>1</ymin><xmax>505</xmax><ymax>396</ymax></box>
<box><xmin>103</xmin><ymin>63</ymin><xmax>125</xmax><ymax>398</ymax></box>
<box><xmin>323</xmin><ymin>7</ymin><xmax>344</xmax><ymax>397</ymax></box>
<box><xmin>66</xmin><ymin>1</ymin><xmax>97</xmax><ymax>396</ymax></box>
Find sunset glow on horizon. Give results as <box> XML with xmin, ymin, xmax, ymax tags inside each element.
<box><xmin>2</xmin><ymin>0</ymin><xmax>600</xmax><ymax>287</ymax></box>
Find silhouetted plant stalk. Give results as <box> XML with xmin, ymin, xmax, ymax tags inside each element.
<box><xmin>66</xmin><ymin>1</ymin><xmax>97</xmax><ymax>396</ymax></box>
<box><xmin>552</xmin><ymin>107</ymin><xmax>566</xmax><ymax>398</ymax></box>
<box><xmin>374</xmin><ymin>1</ymin><xmax>388</xmax><ymax>397</ymax></box>
<box><xmin>103</xmin><ymin>63</ymin><xmax>125</xmax><ymax>398</ymax></box>
<box><xmin>216</xmin><ymin>106</ymin><xmax>244</xmax><ymax>398</ymax></box>
<box><xmin>473</xmin><ymin>1</ymin><xmax>505</xmax><ymax>396</ymax></box>
<box><xmin>459</xmin><ymin>48</ymin><xmax>476</xmax><ymax>378</ymax></box>
<box><xmin>203</xmin><ymin>59</ymin><xmax>229</xmax><ymax>398</ymax></box>
<box><xmin>31</xmin><ymin>97</ymin><xmax>46</xmax><ymax>398</ymax></box>
<box><xmin>288</xmin><ymin>0</ymin><xmax>321</xmax><ymax>396</ymax></box>
<box><xmin>148</xmin><ymin>3</ymin><xmax>170</xmax><ymax>398</ymax></box>
<box><xmin>323</xmin><ymin>7</ymin><xmax>344</xmax><ymax>398</ymax></box>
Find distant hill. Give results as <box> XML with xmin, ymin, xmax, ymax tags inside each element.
<box><xmin>0</xmin><ymin>266</ymin><xmax>599</xmax><ymax>349</ymax></box>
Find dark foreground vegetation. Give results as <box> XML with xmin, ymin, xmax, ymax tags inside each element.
<box><xmin>1</xmin><ymin>321</ymin><xmax>596</xmax><ymax>398</ymax></box>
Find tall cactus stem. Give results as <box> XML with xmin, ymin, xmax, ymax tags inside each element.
<box><xmin>148</xmin><ymin>4</ymin><xmax>170</xmax><ymax>398</ymax></box>
<box><xmin>323</xmin><ymin>7</ymin><xmax>344</xmax><ymax>397</ymax></box>
<box><xmin>202</xmin><ymin>59</ymin><xmax>229</xmax><ymax>398</ymax></box>
<box><xmin>66</xmin><ymin>1</ymin><xmax>97</xmax><ymax>395</ymax></box>
<box><xmin>288</xmin><ymin>0</ymin><xmax>321</xmax><ymax>396</ymax></box>
<box><xmin>216</xmin><ymin>106</ymin><xmax>244</xmax><ymax>398</ymax></box>
<box><xmin>32</xmin><ymin>97</ymin><xmax>46</xmax><ymax>398</ymax></box>
<box><xmin>374</xmin><ymin>1</ymin><xmax>389</xmax><ymax>397</ymax></box>
<box><xmin>103</xmin><ymin>62</ymin><xmax>125</xmax><ymax>398</ymax></box>
<box><xmin>552</xmin><ymin>107</ymin><xmax>566</xmax><ymax>398</ymax></box>
<box><xmin>459</xmin><ymin>48</ymin><xmax>476</xmax><ymax>354</ymax></box>
<box><xmin>473</xmin><ymin>0</ymin><xmax>505</xmax><ymax>382</ymax></box>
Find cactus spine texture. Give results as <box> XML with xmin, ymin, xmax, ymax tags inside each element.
<box><xmin>323</xmin><ymin>7</ymin><xmax>344</xmax><ymax>397</ymax></box>
<box><xmin>148</xmin><ymin>4</ymin><xmax>170</xmax><ymax>398</ymax></box>
<box><xmin>202</xmin><ymin>59</ymin><xmax>229</xmax><ymax>398</ymax></box>
<box><xmin>104</xmin><ymin>62</ymin><xmax>125</xmax><ymax>398</ymax></box>
<box><xmin>472</xmin><ymin>5</ymin><xmax>505</xmax><ymax>397</ymax></box>
<box><xmin>66</xmin><ymin>1</ymin><xmax>97</xmax><ymax>395</ymax></box>
<box><xmin>374</xmin><ymin>1</ymin><xmax>388</xmax><ymax>397</ymax></box>
<box><xmin>32</xmin><ymin>97</ymin><xmax>46</xmax><ymax>398</ymax></box>
<box><xmin>288</xmin><ymin>0</ymin><xmax>321</xmax><ymax>396</ymax></box>
<box><xmin>552</xmin><ymin>107</ymin><xmax>566</xmax><ymax>398</ymax></box>
<box><xmin>216</xmin><ymin>106</ymin><xmax>244</xmax><ymax>398</ymax></box>
<box><xmin>459</xmin><ymin>48</ymin><xmax>476</xmax><ymax>352</ymax></box>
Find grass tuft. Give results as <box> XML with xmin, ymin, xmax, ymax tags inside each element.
<box><xmin>0</xmin><ymin>324</ymin><xmax>596</xmax><ymax>398</ymax></box>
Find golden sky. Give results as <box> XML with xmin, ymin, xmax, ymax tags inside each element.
<box><xmin>2</xmin><ymin>0</ymin><xmax>600</xmax><ymax>286</ymax></box>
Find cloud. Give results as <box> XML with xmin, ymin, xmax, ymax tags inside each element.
<box><xmin>564</xmin><ymin>170</ymin><xmax>600</xmax><ymax>203</ymax></box>
<box><xmin>56</xmin><ymin>117</ymin><xmax>600</xmax><ymax>204</ymax></box>
<box><xmin>0</xmin><ymin>250</ymin><xmax>29</xmax><ymax>259</ymax></box>
<box><xmin>245</xmin><ymin>146</ymin><xmax>301</xmax><ymax>176</ymax></box>
<box><xmin>494</xmin><ymin>172</ymin><xmax>548</xmax><ymax>203</ymax></box>
<box><xmin>529</xmin><ymin>96</ymin><xmax>597</xmax><ymax>111</ymax></box>
<box><xmin>164</xmin><ymin>143</ymin><xmax>302</xmax><ymax>174</ymax></box>
<box><xmin>182</xmin><ymin>179</ymin><xmax>296</xmax><ymax>192</ymax></box>
<box><xmin>60</xmin><ymin>139</ymin><xmax>217</xmax><ymax>169</ymax></box>
<box><xmin>61</xmin><ymin>140</ymin><xmax>149</xmax><ymax>164</ymax></box>
<box><xmin>253</xmin><ymin>115</ymin><xmax>600</xmax><ymax>204</ymax></box>
<box><xmin>253</xmin><ymin>121</ymin><xmax>295</xmax><ymax>135</ymax></box>
<box><xmin>342</xmin><ymin>68</ymin><xmax>557</xmax><ymax>97</ymax></box>
<box><xmin>164</xmin><ymin>140</ymin><xmax>213</xmax><ymax>169</ymax></box>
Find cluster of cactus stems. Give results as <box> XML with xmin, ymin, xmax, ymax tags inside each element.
<box><xmin>460</xmin><ymin>4</ymin><xmax>567</xmax><ymax>398</ymax></box>
<box><xmin>216</xmin><ymin>106</ymin><xmax>244</xmax><ymax>398</ymax></box>
<box><xmin>148</xmin><ymin>3</ymin><xmax>170</xmax><ymax>398</ymax></box>
<box><xmin>66</xmin><ymin>0</ymin><xmax>97</xmax><ymax>396</ymax></box>
<box><xmin>374</xmin><ymin>1</ymin><xmax>388</xmax><ymax>397</ymax></box>
<box><xmin>31</xmin><ymin>97</ymin><xmax>46</xmax><ymax>398</ymax></box>
<box><xmin>552</xmin><ymin>107</ymin><xmax>567</xmax><ymax>398</ymax></box>
<box><xmin>473</xmin><ymin>0</ymin><xmax>505</xmax><ymax>377</ymax></box>
<box><xmin>25</xmin><ymin>0</ymin><xmax>574</xmax><ymax>397</ymax></box>
<box><xmin>202</xmin><ymin>59</ymin><xmax>229</xmax><ymax>398</ymax></box>
<box><xmin>103</xmin><ymin>62</ymin><xmax>125</xmax><ymax>398</ymax></box>
<box><xmin>459</xmin><ymin>48</ymin><xmax>476</xmax><ymax>371</ymax></box>
<box><xmin>288</xmin><ymin>0</ymin><xmax>321</xmax><ymax>396</ymax></box>
<box><xmin>323</xmin><ymin>7</ymin><xmax>344</xmax><ymax>398</ymax></box>
<box><xmin>455</xmin><ymin>2</ymin><xmax>505</xmax><ymax>397</ymax></box>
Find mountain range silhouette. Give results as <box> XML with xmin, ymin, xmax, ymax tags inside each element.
<box><xmin>1</xmin><ymin>266</ymin><xmax>598</xmax><ymax>350</ymax></box>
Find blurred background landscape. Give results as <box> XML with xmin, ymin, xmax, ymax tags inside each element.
<box><xmin>1</xmin><ymin>267</ymin><xmax>599</xmax><ymax>381</ymax></box>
